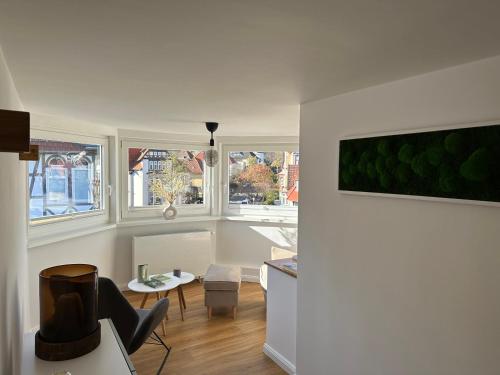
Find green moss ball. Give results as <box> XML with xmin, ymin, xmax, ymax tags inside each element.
<box><xmin>398</xmin><ymin>144</ymin><xmax>415</xmax><ymax>164</ymax></box>
<box><xmin>375</xmin><ymin>155</ymin><xmax>386</xmax><ymax>174</ymax></box>
<box><xmin>385</xmin><ymin>155</ymin><xmax>398</xmax><ymax>171</ymax></box>
<box><xmin>444</xmin><ymin>132</ymin><xmax>465</xmax><ymax>155</ymax></box>
<box><xmin>341</xmin><ymin>150</ymin><xmax>353</xmax><ymax>166</ymax></box>
<box><xmin>367</xmin><ymin>162</ymin><xmax>377</xmax><ymax>179</ymax></box>
<box><xmin>411</xmin><ymin>152</ymin><xmax>432</xmax><ymax>178</ymax></box>
<box><xmin>357</xmin><ymin>159</ymin><xmax>367</xmax><ymax>174</ymax></box>
<box><xmin>395</xmin><ymin>163</ymin><xmax>411</xmax><ymax>184</ymax></box>
<box><xmin>379</xmin><ymin>172</ymin><xmax>392</xmax><ymax>189</ymax></box>
<box><xmin>459</xmin><ymin>147</ymin><xmax>490</xmax><ymax>182</ymax></box>
<box><xmin>426</xmin><ymin>145</ymin><xmax>445</xmax><ymax>166</ymax></box>
<box><xmin>377</xmin><ymin>139</ymin><xmax>391</xmax><ymax>156</ymax></box>
<box><xmin>341</xmin><ymin>170</ymin><xmax>353</xmax><ymax>185</ymax></box>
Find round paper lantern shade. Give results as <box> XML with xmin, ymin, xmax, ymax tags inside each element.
<box><xmin>206</xmin><ymin>149</ymin><xmax>218</xmax><ymax>167</ymax></box>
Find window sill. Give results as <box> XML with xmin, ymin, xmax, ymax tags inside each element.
<box><xmin>221</xmin><ymin>216</ymin><xmax>298</xmax><ymax>225</ymax></box>
<box><xmin>118</xmin><ymin>215</ymin><xmax>297</xmax><ymax>227</ymax></box>
<box><xmin>28</xmin><ymin>223</ymin><xmax>117</xmax><ymax>249</ymax></box>
<box><xmin>116</xmin><ymin>215</ymin><xmax>221</xmax><ymax>228</ymax></box>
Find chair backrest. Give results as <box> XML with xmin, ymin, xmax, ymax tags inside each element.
<box><xmin>128</xmin><ymin>298</ymin><xmax>169</xmax><ymax>355</ymax></box>
<box><xmin>98</xmin><ymin>277</ymin><xmax>139</xmax><ymax>350</ymax></box>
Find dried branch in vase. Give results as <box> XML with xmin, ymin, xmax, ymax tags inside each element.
<box><xmin>148</xmin><ymin>157</ymin><xmax>188</xmax><ymax>205</ymax></box>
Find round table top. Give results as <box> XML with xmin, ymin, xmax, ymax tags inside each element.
<box><xmin>164</xmin><ymin>271</ymin><xmax>195</xmax><ymax>285</ymax></box>
<box><xmin>128</xmin><ymin>274</ymin><xmax>181</xmax><ymax>293</ymax></box>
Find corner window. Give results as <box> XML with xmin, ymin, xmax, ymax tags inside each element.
<box><xmin>28</xmin><ymin>138</ymin><xmax>104</xmax><ymax>223</ymax></box>
<box><xmin>122</xmin><ymin>140</ymin><xmax>210</xmax><ymax>220</ymax></box>
<box><xmin>222</xmin><ymin>145</ymin><xmax>299</xmax><ymax>217</ymax></box>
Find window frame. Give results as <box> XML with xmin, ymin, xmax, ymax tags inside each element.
<box><xmin>27</xmin><ymin>129</ymin><xmax>110</xmax><ymax>234</ymax></box>
<box><xmin>221</xmin><ymin>143</ymin><xmax>299</xmax><ymax>218</ymax></box>
<box><xmin>120</xmin><ymin>139</ymin><xmax>212</xmax><ymax>220</ymax></box>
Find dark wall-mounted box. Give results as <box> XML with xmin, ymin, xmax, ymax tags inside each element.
<box><xmin>0</xmin><ymin>109</ymin><xmax>30</xmax><ymax>152</ymax></box>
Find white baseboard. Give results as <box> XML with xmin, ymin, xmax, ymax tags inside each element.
<box><xmin>263</xmin><ymin>343</ymin><xmax>296</xmax><ymax>375</ymax></box>
<box><xmin>241</xmin><ymin>265</ymin><xmax>260</xmax><ymax>283</ymax></box>
<box><xmin>241</xmin><ymin>274</ymin><xmax>259</xmax><ymax>283</ymax></box>
<box><xmin>215</xmin><ymin>264</ymin><xmax>261</xmax><ymax>283</ymax></box>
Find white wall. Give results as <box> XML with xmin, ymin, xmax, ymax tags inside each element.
<box><xmin>217</xmin><ymin>220</ymin><xmax>297</xmax><ymax>278</ymax></box>
<box><xmin>27</xmin><ymin>229</ymin><xmax>117</xmax><ymax>328</ymax></box>
<box><xmin>0</xmin><ymin>45</ymin><xmax>26</xmax><ymax>375</ymax></box>
<box><xmin>297</xmin><ymin>55</ymin><xmax>500</xmax><ymax>375</ymax></box>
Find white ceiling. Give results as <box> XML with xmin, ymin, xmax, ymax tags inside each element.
<box><xmin>1</xmin><ymin>0</ymin><xmax>500</xmax><ymax>135</ymax></box>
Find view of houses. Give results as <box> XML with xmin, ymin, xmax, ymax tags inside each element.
<box><xmin>229</xmin><ymin>151</ymin><xmax>299</xmax><ymax>206</ymax></box>
<box><xmin>28</xmin><ymin>139</ymin><xmax>102</xmax><ymax>220</ymax></box>
<box><xmin>127</xmin><ymin>149</ymin><xmax>300</xmax><ymax>208</ymax></box>
<box><xmin>128</xmin><ymin>148</ymin><xmax>205</xmax><ymax>207</ymax></box>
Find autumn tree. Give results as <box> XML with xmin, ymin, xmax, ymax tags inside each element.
<box><xmin>236</xmin><ymin>163</ymin><xmax>277</xmax><ymax>202</ymax></box>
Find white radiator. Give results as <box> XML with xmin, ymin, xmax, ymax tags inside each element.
<box><xmin>132</xmin><ymin>231</ymin><xmax>214</xmax><ymax>278</ymax></box>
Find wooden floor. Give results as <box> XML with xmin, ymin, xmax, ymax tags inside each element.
<box><xmin>124</xmin><ymin>282</ymin><xmax>285</xmax><ymax>375</ymax></box>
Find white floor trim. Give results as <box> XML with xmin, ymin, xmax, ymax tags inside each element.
<box><xmin>241</xmin><ymin>274</ymin><xmax>259</xmax><ymax>283</ymax></box>
<box><xmin>263</xmin><ymin>343</ymin><xmax>296</xmax><ymax>375</ymax></box>
<box><xmin>241</xmin><ymin>265</ymin><xmax>260</xmax><ymax>283</ymax></box>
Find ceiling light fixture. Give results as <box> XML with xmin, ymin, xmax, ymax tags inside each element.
<box><xmin>205</xmin><ymin>122</ymin><xmax>219</xmax><ymax>167</ymax></box>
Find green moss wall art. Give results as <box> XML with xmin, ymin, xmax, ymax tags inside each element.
<box><xmin>338</xmin><ymin>123</ymin><xmax>500</xmax><ymax>204</ymax></box>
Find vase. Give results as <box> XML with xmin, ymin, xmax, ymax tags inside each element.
<box><xmin>162</xmin><ymin>203</ymin><xmax>177</xmax><ymax>220</ymax></box>
<box><xmin>137</xmin><ymin>264</ymin><xmax>149</xmax><ymax>283</ymax></box>
<box><xmin>36</xmin><ymin>264</ymin><xmax>101</xmax><ymax>360</ymax></box>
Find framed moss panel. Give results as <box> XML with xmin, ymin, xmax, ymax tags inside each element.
<box><xmin>338</xmin><ymin>122</ymin><xmax>500</xmax><ymax>204</ymax></box>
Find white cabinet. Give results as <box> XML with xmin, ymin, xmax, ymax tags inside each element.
<box><xmin>264</xmin><ymin>261</ymin><xmax>297</xmax><ymax>375</ymax></box>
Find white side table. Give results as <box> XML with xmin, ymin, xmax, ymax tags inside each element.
<box><xmin>164</xmin><ymin>272</ymin><xmax>195</xmax><ymax>319</ymax></box>
<box><xmin>128</xmin><ymin>272</ymin><xmax>195</xmax><ymax>325</ymax></box>
<box><xmin>128</xmin><ymin>276</ymin><xmax>180</xmax><ymax>335</ymax></box>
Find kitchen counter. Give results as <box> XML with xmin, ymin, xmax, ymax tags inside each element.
<box><xmin>265</xmin><ymin>257</ymin><xmax>297</xmax><ymax>278</ymax></box>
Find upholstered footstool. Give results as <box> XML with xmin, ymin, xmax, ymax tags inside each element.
<box><xmin>203</xmin><ymin>264</ymin><xmax>241</xmax><ymax>319</ymax></box>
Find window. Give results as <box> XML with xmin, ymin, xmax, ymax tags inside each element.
<box><xmin>222</xmin><ymin>144</ymin><xmax>299</xmax><ymax>217</ymax></box>
<box><xmin>28</xmin><ymin>138</ymin><xmax>104</xmax><ymax>222</ymax></box>
<box><xmin>228</xmin><ymin>151</ymin><xmax>299</xmax><ymax>207</ymax></box>
<box><xmin>123</xmin><ymin>141</ymin><xmax>210</xmax><ymax>219</ymax></box>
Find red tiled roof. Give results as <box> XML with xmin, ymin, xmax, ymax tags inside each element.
<box><xmin>195</xmin><ymin>151</ymin><xmax>205</xmax><ymax>161</ymax></box>
<box><xmin>287</xmin><ymin>183</ymin><xmax>299</xmax><ymax>203</ymax></box>
<box><xmin>184</xmin><ymin>152</ymin><xmax>204</xmax><ymax>175</ymax></box>
<box><xmin>129</xmin><ymin>148</ymin><xmax>148</xmax><ymax>172</ymax></box>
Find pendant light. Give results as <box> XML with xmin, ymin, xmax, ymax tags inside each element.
<box><xmin>205</xmin><ymin>122</ymin><xmax>219</xmax><ymax>167</ymax></box>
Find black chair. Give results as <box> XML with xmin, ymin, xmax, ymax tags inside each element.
<box><xmin>98</xmin><ymin>277</ymin><xmax>171</xmax><ymax>374</ymax></box>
